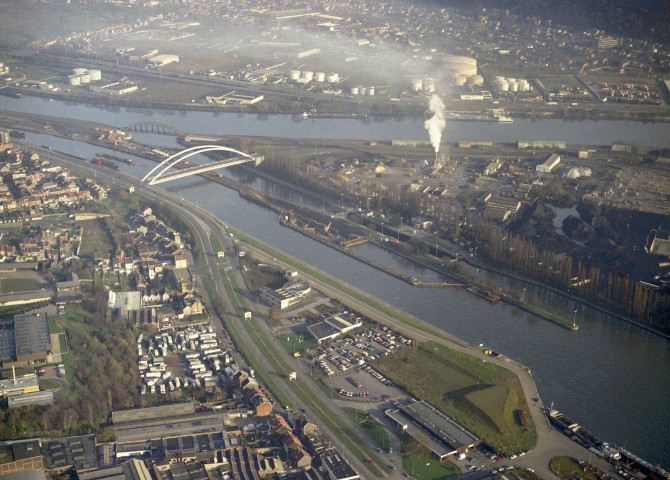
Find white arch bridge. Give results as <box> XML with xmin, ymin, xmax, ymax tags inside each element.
<box><xmin>141</xmin><ymin>145</ymin><xmax>264</xmax><ymax>185</ymax></box>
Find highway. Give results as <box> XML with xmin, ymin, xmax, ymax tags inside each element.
<box><xmin>36</xmin><ymin>144</ymin><xmax>628</xmax><ymax>480</ymax></box>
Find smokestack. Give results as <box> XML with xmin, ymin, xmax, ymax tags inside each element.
<box><xmin>12</xmin><ymin>365</ymin><xmax>16</xmax><ymax>384</ymax></box>
<box><xmin>424</xmin><ymin>94</ymin><xmax>446</xmax><ymax>162</ymax></box>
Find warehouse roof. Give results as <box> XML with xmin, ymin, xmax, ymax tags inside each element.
<box><xmin>13</xmin><ymin>313</ymin><xmax>50</xmax><ymax>357</ymax></box>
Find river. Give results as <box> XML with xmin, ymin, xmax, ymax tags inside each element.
<box><xmin>2</xmin><ymin>95</ymin><xmax>670</xmax><ymax>146</ymax></box>
<box><xmin>6</xmin><ymin>99</ymin><xmax>670</xmax><ymax>466</ymax></box>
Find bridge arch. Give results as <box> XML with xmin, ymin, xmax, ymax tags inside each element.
<box><xmin>142</xmin><ymin>145</ymin><xmax>254</xmax><ymax>185</ymax></box>
<box><xmin>124</xmin><ymin>122</ymin><xmax>187</xmax><ymax>137</ymax></box>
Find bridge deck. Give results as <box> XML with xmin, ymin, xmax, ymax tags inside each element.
<box><xmin>147</xmin><ymin>158</ymin><xmax>254</xmax><ymax>184</ymax></box>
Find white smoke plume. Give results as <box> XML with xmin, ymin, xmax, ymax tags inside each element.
<box><xmin>424</xmin><ymin>94</ymin><xmax>446</xmax><ymax>154</ymax></box>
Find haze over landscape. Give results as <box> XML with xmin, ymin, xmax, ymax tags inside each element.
<box><xmin>0</xmin><ymin>1</ymin><xmax>668</xmax><ymax>480</ymax></box>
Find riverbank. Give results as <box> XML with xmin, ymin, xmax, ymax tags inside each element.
<box><xmin>4</xmin><ymin>84</ymin><xmax>670</xmax><ymax>123</ymax></box>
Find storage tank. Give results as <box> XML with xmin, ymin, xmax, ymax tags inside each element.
<box><xmin>289</xmin><ymin>70</ymin><xmax>301</xmax><ymax>81</ymax></box>
<box><xmin>425</xmin><ymin>81</ymin><xmax>435</xmax><ymax>92</ymax></box>
<box><xmin>88</xmin><ymin>69</ymin><xmax>101</xmax><ymax>81</ymax></box>
<box><xmin>451</xmin><ymin>75</ymin><xmax>467</xmax><ymax>86</ymax></box>
<box><xmin>302</xmin><ymin>71</ymin><xmax>314</xmax><ymax>81</ymax></box>
<box><xmin>498</xmin><ymin>80</ymin><xmax>509</xmax><ymax>92</ymax></box>
<box><xmin>327</xmin><ymin>72</ymin><xmax>339</xmax><ymax>83</ymax></box>
<box><xmin>360</xmin><ymin>87</ymin><xmax>368</xmax><ymax>96</ymax></box>
<box><xmin>73</xmin><ymin>67</ymin><xmax>87</xmax><ymax>75</ymax></box>
<box><xmin>507</xmin><ymin>77</ymin><xmax>516</xmax><ymax>83</ymax></box>
<box><xmin>467</xmin><ymin>74</ymin><xmax>484</xmax><ymax>86</ymax></box>
<box><xmin>349</xmin><ymin>86</ymin><xmax>359</xmax><ymax>95</ymax></box>
<box><xmin>68</xmin><ymin>75</ymin><xmax>81</xmax><ymax>86</ymax></box>
<box><xmin>411</xmin><ymin>79</ymin><xmax>423</xmax><ymax>91</ymax></box>
<box><xmin>315</xmin><ymin>72</ymin><xmax>326</xmax><ymax>82</ymax></box>
<box><xmin>367</xmin><ymin>86</ymin><xmax>375</xmax><ymax>96</ymax></box>
<box><xmin>495</xmin><ymin>76</ymin><xmax>505</xmax><ymax>82</ymax></box>
<box><xmin>79</xmin><ymin>73</ymin><xmax>91</xmax><ymax>84</ymax></box>
<box><xmin>510</xmin><ymin>81</ymin><xmax>519</xmax><ymax>92</ymax></box>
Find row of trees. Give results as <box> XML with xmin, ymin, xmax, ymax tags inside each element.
<box><xmin>470</xmin><ymin>220</ymin><xmax>670</xmax><ymax>331</ymax></box>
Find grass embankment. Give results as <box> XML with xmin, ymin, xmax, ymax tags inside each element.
<box><xmin>344</xmin><ymin>408</ymin><xmax>391</xmax><ymax>453</ymax></box>
<box><xmin>78</xmin><ymin>218</ymin><xmax>114</xmax><ymax>257</ymax></box>
<box><xmin>218</xmin><ymin>266</ymin><xmax>388</xmax><ymax>476</ymax></box>
<box><xmin>224</xmin><ymin>224</ymin><xmax>462</xmax><ymax>346</ymax></box>
<box><xmin>549</xmin><ymin>456</ymin><xmax>600</xmax><ymax>480</ymax></box>
<box><xmin>374</xmin><ymin>341</ymin><xmax>537</xmax><ymax>455</ymax></box>
<box><xmin>210</xmin><ymin>233</ymin><xmax>227</xmax><ymax>263</ymax></box>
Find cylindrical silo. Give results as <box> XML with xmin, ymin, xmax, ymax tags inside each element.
<box><xmin>425</xmin><ymin>81</ymin><xmax>435</xmax><ymax>92</ymax></box>
<box><xmin>367</xmin><ymin>86</ymin><xmax>375</xmax><ymax>96</ymax></box>
<box><xmin>412</xmin><ymin>79</ymin><xmax>423</xmax><ymax>91</ymax></box>
<box><xmin>88</xmin><ymin>69</ymin><xmax>101</xmax><ymax>81</ymax></box>
<box><xmin>327</xmin><ymin>72</ymin><xmax>339</xmax><ymax>83</ymax></box>
<box><xmin>507</xmin><ymin>77</ymin><xmax>516</xmax><ymax>83</ymax></box>
<box><xmin>68</xmin><ymin>75</ymin><xmax>81</xmax><ymax>86</ymax></box>
<box><xmin>315</xmin><ymin>72</ymin><xmax>326</xmax><ymax>82</ymax></box>
<box><xmin>499</xmin><ymin>80</ymin><xmax>509</xmax><ymax>92</ymax></box>
<box><xmin>510</xmin><ymin>81</ymin><xmax>518</xmax><ymax>92</ymax></box>
<box><xmin>302</xmin><ymin>71</ymin><xmax>314</xmax><ymax>81</ymax></box>
<box><xmin>289</xmin><ymin>70</ymin><xmax>301</xmax><ymax>81</ymax></box>
<box><xmin>79</xmin><ymin>73</ymin><xmax>91</xmax><ymax>84</ymax></box>
<box><xmin>360</xmin><ymin>87</ymin><xmax>368</xmax><ymax>96</ymax></box>
<box><xmin>73</xmin><ymin>68</ymin><xmax>87</xmax><ymax>75</ymax></box>
<box><xmin>350</xmin><ymin>86</ymin><xmax>359</xmax><ymax>95</ymax></box>
<box><xmin>467</xmin><ymin>74</ymin><xmax>484</xmax><ymax>86</ymax></box>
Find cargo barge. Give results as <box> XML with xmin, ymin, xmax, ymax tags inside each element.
<box><xmin>91</xmin><ymin>157</ymin><xmax>120</xmax><ymax>170</ymax></box>
<box><xmin>466</xmin><ymin>286</ymin><xmax>499</xmax><ymax>303</ymax></box>
<box><xmin>548</xmin><ymin>408</ymin><xmax>669</xmax><ymax>479</ymax></box>
<box><xmin>96</xmin><ymin>152</ymin><xmax>135</xmax><ymax>165</ymax></box>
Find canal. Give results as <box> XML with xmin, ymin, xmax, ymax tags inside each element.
<box><xmin>6</xmin><ymin>97</ymin><xmax>670</xmax><ymax>465</ymax></box>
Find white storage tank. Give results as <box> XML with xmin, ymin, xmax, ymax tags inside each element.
<box><xmin>467</xmin><ymin>74</ymin><xmax>484</xmax><ymax>86</ymax></box>
<box><xmin>510</xmin><ymin>81</ymin><xmax>519</xmax><ymax>92</ymax></box>
<box><xmin>73</xmin><ymin>67</ymin><xmax>87</xmax><ymax>75</ymax></box>
<box><xmin>79</xmin><ymin>73</ymin><xmax>91</xmax><ymax>84</ymax></box>
<box><xmin>367</xmin><ymin>86</ymin><xmax>375</xmax><ymax>96</ymax></box>
<box><xmin>289</xmin><ymin>70</ymin><xmax>301</xmax><ymax>81</ymax></box>
<box><xmin>360</xmin><ymin>87</ymin><xmax>368</xmax><ymax>96</ymax></box>
<box><xmin>315</xmin><ymin>72</ymin><xmax>326</xmax><ymax>82</ymax></box>
<box><xmin>68</xmin><ymin>75</ymin><xmax>81</xmax><ymax>86</ymax></box>
<box><xmin>498</xmin><ymin>80</ymin><xmax>509</xmax><ymax>92</ymax></box>
<box><xmin>302</xmin><ymin>71</ymin><xmax>314</xmax><ymax>81</ymax></box>
<box><xmin>88</xmin><ymin>69</ymin><xmax>101</xmax><ymax>81</ymax></box>
<box><xmin>452</xmin><ymin>75</ymin><xmax>467</xmax><ymax>86</ymax></box>
<box><xmin>350</xmin><ymin>86</ymin><xmax>359</xmax><ymax>95</ymax></box>
<box><xmin>411</xmin><ymin>79</ymin><xmax>423</xmax><ymax>91</ymax></box>
<box><xmin>425</xmin><ymin>81</ymin><xmax>435</xmax><ymax>93</ymax></box>
<box><xmin>327</xmin><ymin>72</ymin><xmax>339</xmax><ymax>83</ymax></box>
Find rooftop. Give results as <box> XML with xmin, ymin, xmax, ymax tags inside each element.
<box><xmin>14</xmin><ymin>312</ymin><xmax>51</xmax><ymax>357</ymax></box>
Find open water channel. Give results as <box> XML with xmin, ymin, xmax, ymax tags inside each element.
<box><xmin>3</xmin><ymin>96</ymin><xmax>669</xmax><ymax>466</ymax></box>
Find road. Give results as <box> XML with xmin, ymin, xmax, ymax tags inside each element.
<box><xmin>39</xmin><ymin>144</ymin><xmax>627</xmax><ymax>480</ymax></box>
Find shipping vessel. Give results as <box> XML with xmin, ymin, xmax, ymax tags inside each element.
<box><xmin>91</xmin><ymin>156</ymin><xmax>119</xmax><ymax>170</ymax></box>
<box><xmin>548</xmin><ymin>408</ymin><xmax>670</xmax><ymax>479</ymax></box>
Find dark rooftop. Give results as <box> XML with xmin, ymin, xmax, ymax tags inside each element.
<box><xmin>13</xmin><ymin>313</ymin><xmax>50</xmax><ymax>357</ymax></box>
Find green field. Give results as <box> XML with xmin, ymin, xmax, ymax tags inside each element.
<box><xmin>79</xmin><ymin>218</ymin><xmax>114</xmax><ymax>257</ymax></box>
<box><xmin>374</xmin><ymin>342</ymin><xmax>536</xmax><ymax>454</ymax></box>
<box><xmin>402</xmin><ymin>455</ymin><xmax>460</xmax><ymax>480</ymax></box>
<box><xmin>538</xmin><ymin>75</ymin><xmax>581</xmax><ymax>90</ymax></box>
<box><xmin>0</xmin><ymin>278</ymin><xmax>43</xmax><ymax>293</ymax></box>
<box><xmin>277</xmin><ymin>331</ymin><xmax>318</xmax><ymax>355</ymax></box>
<box><xmin>210</xmin><ymin>233</ymin><xmax>227</xmax><ymax>263</ymax></box>
<box><xmin>344</xmin><ymin>408</ymin><xmax>391</xmax><ymax>453</ymax></box>
<box><xmin>39</xmin><ymin>380</ymin><xmax>62</xmax><ymax>391</ymax></box>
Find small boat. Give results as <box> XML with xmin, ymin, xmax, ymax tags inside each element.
<box><xmin>496</xmin><ymin>115</ymin><xmax>513</xmax><ymax>124</ymax></box>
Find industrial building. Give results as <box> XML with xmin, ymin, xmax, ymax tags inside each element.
<box><xmin>259</xmin><ymin>280</ymin><xmax>311</xmax><ymax>310</ymax></box>
<box><xmin>146</xmin><ymin>54</ymin><xmax>179</xmax><ymax>67</ymax></box>
<box><xmin>536</xmin><ymin>153</ymin><xmax>561</xmax><ymax>173</ymax></box>
<box><xmin>2</xmin><ymin>313</ymin><xmax>52</xmax><ymax>367</ymax></box>
<box><xmin>517</xmin><ymin>140</ymin><xmax>566</xmax><ymax>149</ymax></box>
<box><xmin>321</xmin><ymin>450</ymin><xmax>359</xmax><ymax>480</ymax></box>
<box><xmin>386</xmin><ymin>399</ymin><xmax>481</xmax><ymax>460</ymax></box>
<box><xmin>205</xmin><ymin>91</ymin><xmax>264</xmax><ymax>105</ymax></box>
<box><xmin>307</xmin><ymin>313</ymin><xmax>362</xmax><ymax>344</ymax></box>
<box><xmin>0</xmin><ymin>373</ymin><xmax>39</xmax><ymax>397</ymax></box>
<box><xmin>42</xmin><ymin>435</ymin><xmax>98</xmax><ymax>473</ymax></box>
<box><xmin>112</xmin><ymin>403</ymin><xmax>236</xmax><ymax>458</ymax></box>
<box><xmin>0</xmin><ymin>440</ymin><xmax>44</xmax><ymax>476</ymax></box>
